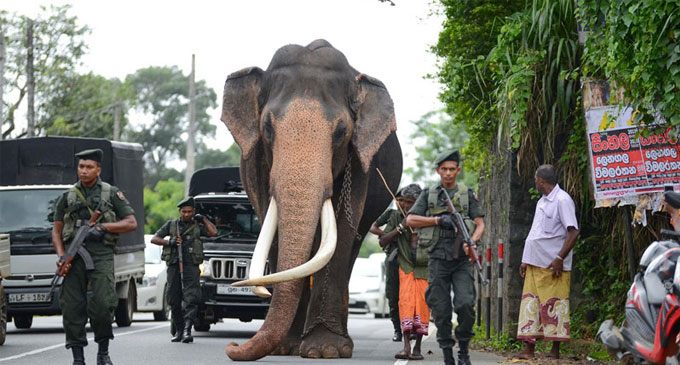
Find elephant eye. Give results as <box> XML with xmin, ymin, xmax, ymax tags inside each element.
<box><xmin>263</xmin><ymin>115</ymin><xmax>274</xmax><ymax>144</ymax></box>
<box><xmin>332</xmin><ymin>120</ymin><xmax>347</xmax><ymax>145</ymax></box>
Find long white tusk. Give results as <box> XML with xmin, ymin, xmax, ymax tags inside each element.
<box><xmin>247</xmin><ymin>197</ymin><xmax>278</xmax><ymax>298</ymax></box>
<box><xmin>233</xmin><ymin>199</ymin><xmax>337</xmax><ymax>287</ymax></box>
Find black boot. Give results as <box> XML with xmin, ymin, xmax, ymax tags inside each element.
<box><xmin>443</xmin><ymin>347</ymin><xmax>456</xmax><ymax>365</ymax></box>
<box><xmin>181</xmin><ymin>319</ymin><xmax>193</xmax><ymax>343</ymax></box>
<box><xmin>71</xmin><ymin>346</ymin><xmax>86</xmax><ymax>365</ymax></box>
<box><xmin>457</xmin><ymin>341</ymin><xmax>471</xmax><ymax>365</ymax></box>
<box><xmin>392</xmin><ymin>329</ymin><xmax>402</xmax><ymax>342</ymax></box>
<box><xmin>170</xmin><ymin>320</ymin><xmax>183</xmax><ymax>342</ymax></box>
<box><xmin>96</xmin><ymin>339</ymin><xmax>114</xmax><ymax>365</ymax></box>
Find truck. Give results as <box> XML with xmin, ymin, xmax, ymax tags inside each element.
<box><xmin>187</xmin><ymin>167</ymin><xmax>271</xmax><ymax>332</ymax></box>
<box><xmin>0</xmin><ymin>136</ymin><xmax>146</xmax><ymax>328</ymax></box>
<box><xmin>0</xmin><ymin>233</ymin><xmax>9</xmax><ymax>344</ymax></box>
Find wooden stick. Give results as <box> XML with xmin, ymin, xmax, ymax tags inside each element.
<box><xmin>375</xmin><ymin>168</ymin><xmax>414</xmax><ymax>234</ymax></box>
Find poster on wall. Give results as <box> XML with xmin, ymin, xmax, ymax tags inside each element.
<box><xmin>586</xmin><ymin>105</ymin><xmax>680</xmax><ymax>208</ymax></box>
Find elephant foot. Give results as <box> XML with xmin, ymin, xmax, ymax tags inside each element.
<box><xmin>270</xmin><ymin>336</ymin><xmax>301</xmax><ymax>356</ymax></box>
<box><xmin>300</xmin><ymin>325</ymin><xmax>353</xmax><ymax>359</ymax></box>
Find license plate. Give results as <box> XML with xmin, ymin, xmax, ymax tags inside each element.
<box><xmin>8</xmin><ymin>292</ymin><xmax>51</xmax><ymax>303</ymax></box>
<box><xmin>217</xmin><ymin>284</ymin><xmax>254</xmax><ymax>296</ymax></box>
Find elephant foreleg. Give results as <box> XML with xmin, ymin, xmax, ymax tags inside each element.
<box><xmin>271</xmin><ymin>277</ymin><xmax>310</xmax><ymax>356</ymax></box>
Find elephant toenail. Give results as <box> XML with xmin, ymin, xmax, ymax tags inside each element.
<box><xmin>322</xmin><ymin>345</ymin><xmax>340</xmax><ymax>358</ymax></box>
<box><xmin>289</xmin><ymin>345</ymin><xmax>300</xmax><ymax>356</ymax></box>
<box><xmin>340</xmin><ymin>344</ymin><xmax>353</xmax><ymax>358</ymax></box>
<box><xmin>306</xmin><ymin>348</ymin><xmax>320</xmax><ymax>358</ymax></box>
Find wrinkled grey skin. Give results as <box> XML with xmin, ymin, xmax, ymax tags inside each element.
<box><xmin>221</xmin><ymin>39</ymin><xmax>402</xmax><ymax>361</ymax></box>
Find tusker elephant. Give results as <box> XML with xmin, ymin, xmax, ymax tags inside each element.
<box><xmin>221</xmin><ymin>39</ymin><xmax>402</xmax><ymax>361</ymax></box>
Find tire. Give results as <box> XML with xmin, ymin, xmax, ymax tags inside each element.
<box><xmin>115</xmin><ymin>281</ymin><xmax>136</xmax><ymax>327</ymax></box>
<box><xmin>13</xmin><ymin>314</ymin><xmax>33</xmax><ymax>329</ymax></box>
<box><xmin>153</xmin><ymin>285</ymin><xmax>170</xmax><ymax>321</ymax></box>
<box><xmin>0</xmin><ymin>285</ymin><xmax>6</xmax><ymax>345</ymax></box>
<box><xmin>194</xmin><ymin>314</ymin><xmax>210</xmax><ymax>332</ymax></box>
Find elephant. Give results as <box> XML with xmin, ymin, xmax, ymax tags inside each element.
<box><xmin>221</xmin><ymin>39</ymin><xmax>402</xmax><ymax>361</ymax></box>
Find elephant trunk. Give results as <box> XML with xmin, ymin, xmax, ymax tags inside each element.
<box><xmin>226</xmin><ymin>189</ymin><xmax>325</xmax><ymax>361</ymax></box>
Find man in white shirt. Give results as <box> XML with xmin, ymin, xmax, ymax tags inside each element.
<box><xmin>512</xmin><ymin>165</ymin><xmax>579</xmax><ymax>360</ymax></box>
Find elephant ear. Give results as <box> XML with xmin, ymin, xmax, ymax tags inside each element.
<box><xmin>352</xmin><ymin>73</ymin><xmax>397</xmax><ymax>173</ymax></box>
<box><xmin>221</xmin><ymin>67</ymin><xmax>264</xmax><ymax>160</ymax></box>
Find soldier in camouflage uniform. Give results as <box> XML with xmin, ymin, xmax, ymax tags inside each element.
<box><xmin>52</xmin><ymin>149</ymin><xmax>138</xmax><ymax>365</ymax></box>
<box><xmin>406</xmin><ymin>150</ymin><xmax>486</xmax><ymax>365</ymax></box>
<box><xmin>369</xmin><ymin>188</ymin><xmax>404</xmax><ymax>342</ymax></box>
<box><xmin>151</xmin><ymin>197</ymin><xmax>216</xmax><ymax>343</ymax></box>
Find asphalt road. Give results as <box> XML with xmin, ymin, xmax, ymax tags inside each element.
<box><xmin>0</xmin><ymin>314</ymin><xmax>503</xmax><ymax>364</ymax></box>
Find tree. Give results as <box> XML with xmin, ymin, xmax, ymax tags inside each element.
<box><xmin>0</xmin><ymin>5</ymin><xmax>89</xmax><ymax>139</ymax></box>
<box><xmin>195</xmin><ymin>144</ymin><xmax>241</xmax><ymax>170</ymax></box>
<box><xmin>126</xmin><ymin>66</ymin><xmax>217</xmax><ymax>187</ymax></box>
<box><xmin>143</xmin><ymin>178</ymin><xmax>185</xmax><ymax>234</ymax></box>
<box><xmin>405</xmin><ymin>110</ymin><xmax>477</xmax><ymax>188</ymax></box>
<box><xmin>41</xmin><ymin>72</ymin><xmax>133</xmax><ymax>139</ymax></box>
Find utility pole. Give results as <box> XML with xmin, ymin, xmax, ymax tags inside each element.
<box><xmin>113</xmin><ymin>99</ymin><xmax>121</xmax><ymax>140</ymax></box>
<box><xmin>185</xmin><ymin>54</ymin><xmax>196</xmax><ymax>195</ymax></box>
<box><xmin>26</xmin><ymin>19</ymin><xmax>35</xmax><ymax>137</ymax></box>
<box><xmin>0</xmin><ymin>25</ymin><xmax>5</xmax><ymax>141</ymax></box>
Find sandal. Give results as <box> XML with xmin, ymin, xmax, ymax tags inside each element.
<box><xmin>394</xmin><ymin>351</ymin><xmax>409</xmax><ymax>360</ymax></box>
<box><xmin>409</xmin><ymin>353</ymin><xmax>424</xmax><ymax>360</ymax></box>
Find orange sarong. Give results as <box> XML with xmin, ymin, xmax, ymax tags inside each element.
<box><xmin>398</xmin><ymin>267</ymin><xmax>429</xmax><ymax>335</ymax></box>
<box><xmin>517</xmin><ymin>265</ymin><xmax>571</xmax><ymax>343</ymax></box>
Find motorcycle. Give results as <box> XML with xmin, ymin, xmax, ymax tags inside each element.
<box><xmin>598</xmin><ymin>229</ymin><xmax>680</xmax><ymax>364</ymax></box>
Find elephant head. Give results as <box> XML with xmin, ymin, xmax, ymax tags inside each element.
<box><xmin>221</xmin><ymin>39</ymin><xmax>397</xmax><ymax>360</ymax></box>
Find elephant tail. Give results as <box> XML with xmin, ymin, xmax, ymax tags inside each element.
<box><xmin>226</xmin><ymin>279</ymin><xmax>304</xmax><ymax>361</ymax></box>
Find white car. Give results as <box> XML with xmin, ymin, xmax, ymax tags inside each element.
<box><xmin>136</xmin><ymin>234</ymin><xmax>170</xmax><ymax>321</ymax></box>
<box><xmin>348</xmin><ymin>253</ymin><xmax>389</xmax><ymax>318</ymax></box>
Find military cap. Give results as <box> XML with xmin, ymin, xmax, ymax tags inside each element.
<box><xmin>434</xmin><ymin>149</ymin><xmax>461</xmax><ymax>166</ymax></box>
<box><xmin>665</xmin><ymin>191</ymin><xmax>680</xmax><ymax>209</ymax></box>
<box><xmin>75</xmin><ymin>148</ymin><xmax>103</xmax><ymax>163</ymax></box>
<box><xmin>177</xmin><ymin>196</ymin><xmax>195</xmax><ymax>208</ymax></box>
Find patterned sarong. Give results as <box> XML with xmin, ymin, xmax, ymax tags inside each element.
<box><xmin>517</xmin><ymin>265</ymin><xmax>570</xmax><ymax>343</ymax></box>
<box><xmin>398</xmin><ymin>267</ymin><xmax>429</xmax><ymax>335</ymax></box>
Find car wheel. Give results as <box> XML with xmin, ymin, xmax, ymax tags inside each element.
<box><xmin>115</xmin><ymin>280</ymin><xmax>136</xmax><ymax>327</ymax></box>
<box><xmin>0</xmin><ymin>285</ymin><xmax>6</xmax><ymax>344</ymax></box>
<box><xmin>14</xmin><ymin>314</ymin><xmax>33</xmax><ymax>329</ymax></box>
<box><xmin>153</xmin><ymin>285</ymin><xmax>170</xmax><ymax>321</ymax></box>
<box><xmin>194</xmin><ymin>314</ymin><xmax>210</xmax><ymax>332</ymax></box>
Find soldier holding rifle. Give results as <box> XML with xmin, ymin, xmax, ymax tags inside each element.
<box><xmin>52</xmin><ymin>149</ymin><xmax>138</xmax><ymax>365</ymax></box>
<box><xmin>406</xmin><ymin>150</ymin><xmax>486</xmax><ymax>365</ymax></box>
<box><xmin>151</xmin><ymin>197</ymin><xmax>216</xmax><ymax>343</ymax></box>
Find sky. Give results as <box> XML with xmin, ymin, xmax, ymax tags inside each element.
<box><xmin>3</xmin><ymin>0</ymin><xmax>445</xmax><ymax>169</ymax></box>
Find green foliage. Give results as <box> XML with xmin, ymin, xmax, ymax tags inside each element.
<box><xmin>126</xmin><ymin>66</ymin><xmax>217</xmax><ymax>186</ymax></box>
<box><xmin>578</xmin><ymin>0</ymin><xmax>680</xmax><ymax>129</ymax></box>
<box><xmin>431</xmin><ymin>0</ymin><xmax>524</xmax><ymax>170</ymax></box>
<box><xmin>143</xmin><ymin>178</ymin><xmax>185</xmax><ymax>234</ymax></box>
<box><xmin>0</xmin><ymin>5</ymin><xmax>89</xmax><ymax>138</ymax></box>
<box><xmin>41</xmin><ymin>73</ymin><xmax>133</xmax><ymax>138</ymax></box>
<box><xmin>405</xmin><ymin>110</ymin><xmax>478</xmax><ymax>188</ymax></box>
<box><xmin>195</xmin><ymin>144</ymin><xmax>241</xmax><ymax>170</ymax></box>
<box><xmin>359</xmin><ymin>235</ymin><xmax>382</xmax><ymax>258</ymax></box>
<box><xmin>471</xmin><ymin>323</ymin><xmax>523</xmax><ymax>353</ymax></box>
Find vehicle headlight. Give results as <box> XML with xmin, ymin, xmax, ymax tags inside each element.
<box><xmin>142</xmin><ymin>275</ymin><xmax>158</xmax><ymax>287</ymax></box>
<box><xmin>200</xmin><ymin>260</ymin><xmax>212</xmax><ymax>277</ymax></box>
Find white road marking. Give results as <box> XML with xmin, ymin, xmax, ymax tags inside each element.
<box><xmin>0</xmin><ymin>323</ymin><xmax>168</xmax><ymax>362</ymax></box>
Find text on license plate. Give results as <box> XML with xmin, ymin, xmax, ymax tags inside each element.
<box><xmin>217</xmin><ymin>284</ymin><xmax>254</xmax><ymax>296</ymax></box>
<box><xmin>8</xmin><ymin>292</ymin><xmax>51</xmax><ymax>303</ymax></box>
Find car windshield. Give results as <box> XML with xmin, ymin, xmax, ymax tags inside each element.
<box><xmin>197</xmin><ymin>200</ymin><xmax>261</xmax><ymax>239</ymax></box>
<box><xmin>352</xmin><ymin>259</ymin><xmax>380</xmax><ymax>278</ymax></box>
<box><xmin>144</xmin><ymin>240</ymin><xmax>162</xmax><ymax>264</ymax></box>
<box><xmin>0</xmin><ymin>188</ymin><xmax>65</xmax><ymax>233</ymax></box>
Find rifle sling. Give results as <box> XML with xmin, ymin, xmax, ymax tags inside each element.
<box><xmin>72</xmin><ymin>184</ymin><xmax>104</xmax><ymax>223</ymax></box>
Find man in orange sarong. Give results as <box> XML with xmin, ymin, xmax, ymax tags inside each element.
<box><xmin>378</xmin><ymin>184</ymin><xmax>428</xmax><ymax>360</ymax></box>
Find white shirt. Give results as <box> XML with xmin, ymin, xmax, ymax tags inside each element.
<box><xmin>521</xmin><ymin>184</ymin><xmax>578</xmax><ymax>270</ymax></box>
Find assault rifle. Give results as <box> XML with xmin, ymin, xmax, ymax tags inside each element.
<box><xmin>440</xmin><ymin>188</ymin><xmax>489</xmax><ymax>286</ymax></box>
<box><xmin>48</xmin><ymin>202</ymin><xmax>109</xmax><ymax>297</ymax></box>
<box><xmin>176</xmin><ymin>222</ymin><xmax>185</xmax><ymax>290</ymax></box>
